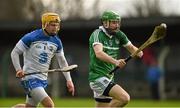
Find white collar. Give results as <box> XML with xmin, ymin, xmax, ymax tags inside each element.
<box><xmin>99</xmin><ymin>26</ymin><xmax>113</xmax><ymax>38</ymax></box>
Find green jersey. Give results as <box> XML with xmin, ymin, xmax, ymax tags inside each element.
<box><xmin>88</xmin><ymin>26</ymin><xmax>130</xmax><ymax>82</ymax></box>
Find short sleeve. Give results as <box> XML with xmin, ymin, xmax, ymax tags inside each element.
<box><xmin>89</xmin><ymin>29</ymin><xmax>102</xmax><ymax>46</ymax></box>
<box><xmin>117</xmin><ymin>31</ymin><xmax>131</xmax><ymax>46</ymax></box>
<box><xmin>21</xmin><ymin>33</ymin><xmax>33</xmax><ymax>48</ymax></box>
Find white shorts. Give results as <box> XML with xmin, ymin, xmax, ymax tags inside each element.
<box><xmin>26</xmin><ymin>87</ymin><xmax>48</xmax><ymax>106</ymax></box>
<box><xmin>89</xmin><ymin>77</ymin><xmax>115</xmax><ymax>102</ymax></box>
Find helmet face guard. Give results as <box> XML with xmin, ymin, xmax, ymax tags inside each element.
<box><xmin>101</xmin><ymin>11</ymin><xmax>121</xmax><ymax>35</ymax></box>
<box><xmin>41</xmin><ymin>12</ymin><xmax>61</xmax><ymax>36</ymax></box>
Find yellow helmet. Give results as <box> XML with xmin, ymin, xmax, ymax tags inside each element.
<box><xmin>41</xmin><ymin>12</ymin><xmax>61</xmax><ymax>29</ymax></box>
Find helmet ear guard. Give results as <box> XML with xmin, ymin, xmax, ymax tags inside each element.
<box><xmin>102</xmin><ymin>20</ymin><xmax>110</xmax><ymax>28</ymax></box>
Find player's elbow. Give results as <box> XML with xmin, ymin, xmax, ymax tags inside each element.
<box><xmin>11</xmin><ymin>49</ymin><xmax>15</xmax><ymax>59</ymax></box>
<box><xmin>95</xmin><ymin>51</ymin><xmax>103</xmax><ymax>59</ymax></box>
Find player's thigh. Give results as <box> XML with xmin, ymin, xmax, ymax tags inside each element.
<box><xmin>27</xmin><ymin>87</ymin><xmax>50</xmax><ymax>106</ymax></box>
<box><xmin>89</xmin><ymin>77</ymin><xmax>112</xmax><ymax>96</ymax></box>
<box><xmin>90</xmin><ymin>77</ymin><xmax>113</xmax><ymax>106</ymax></box>
<box><xmin>109</xmin><ymin>84</ymin><xmax>130</xmax><ymax>101</ymax></box>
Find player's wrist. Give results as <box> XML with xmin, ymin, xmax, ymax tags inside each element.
<box><xmin>16</xmin><ymin>69</ymin><xmax>23</xmax><ymax>73</ymax></box>
<box><xmin>114</xmin><ymin>60</ymin><xmax>119</xmax><ymax>66</ymax></box>
<box><xmin>137</xmin><ymin>51</ymin><xmax>143</xmax><ymax>58</ymax></box>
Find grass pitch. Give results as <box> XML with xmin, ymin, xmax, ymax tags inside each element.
<box><xmin>0</xmin><ymin>98</ymin><xmax>180</xmax><ymax>107</ymax></box>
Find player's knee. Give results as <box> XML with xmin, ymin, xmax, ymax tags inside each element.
<box><xmin>41</xmin><ymin>97</ymin><xmax>54</xmax><ymax>108</ymax></box>
<box><xmin>45</xmin><ymin>101</ymin><xmax>54</xmax><ymax>108</ymax></box>
<box><xmin>117</xmin><ymin>93</ymin><xmax>130</xmax><ymax>106</ymax></box>
<box><xmin>43</xmin><ymin>102</ymin><xmax>54</xmax><ymax>108</ymax></box>
<box><xmin>114</xmin><ymin>94</ymin><xmax>130</xmax><ymax>107</ymax></box>
<box><xmin>48</xmin><ymin>103</ymin><xmax>54</xmax><ymax>108</ymax></box>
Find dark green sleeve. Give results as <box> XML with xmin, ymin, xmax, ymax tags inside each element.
<box><xmin>89</xmin><ymin>29</ymin><xmax>102</xmax><ymax>45</ymax></box>
<box><xmin>116</xmin><ymin>31</ymin><xmax>130</xmax><ymax>46</ymax></box>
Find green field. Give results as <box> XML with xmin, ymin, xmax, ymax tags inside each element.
<box><xmin>0</xmin><ymin>98</ymin><xmax>180</xmax><ymax>107</ymax></box>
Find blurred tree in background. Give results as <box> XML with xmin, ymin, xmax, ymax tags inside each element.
<box><xmin>0</xmin><ymin>0</ymin><xmax>44</xmax><ymax>21</ymax></box>
<box><xmin>0</xmin><ymin>0</ymin><xmax>180</xmax><ymax>21</ymax></box>
<box><xmin>0</xmin><ymin>0</ymin><xmax>100</xmax><ymax>21</ymax></box>
<box><xmin>131</xmin><ymin>0</ymin><xmax>180</xmax><ymax>17</ymax></box>
<box><xmin>132</xmin><ymin>0</ymin><xmax>162</xmax><ymax>17</ymax></box>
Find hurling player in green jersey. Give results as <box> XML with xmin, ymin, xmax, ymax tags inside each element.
<box><xmin>89</xmin><ymin>10</ymin><xmax>143</xmax><ymax>107</ymax></box>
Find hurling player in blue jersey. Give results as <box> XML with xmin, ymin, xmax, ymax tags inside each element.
<box><xmin>11</xmin><ymin>12</ymin><xmax>75</xmax><ymax>108</ymax></box>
